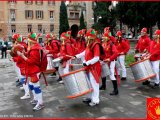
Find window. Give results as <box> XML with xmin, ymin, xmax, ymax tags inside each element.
<box><xmin>70</xmin><ymin>12</ymin><xmax>74</xmax><ymax>18</ymax></box>
<box><xmin>35</xmin><ymin>0</ymin><xmax>43</xmax><ymax>5</ymax></box>
<box><xmin>50</xmin><ymin>11</ymin><xmax>54</xmax><ymax>19</ymax></box>
<box><xmin>28</xmin><ymin>25</ymin><xmax>32</xmax><ymax>33</ymax></box>
<box><xmin>75</xmin><ymin>13</ymin><xmax>79</xmax><ymax>19</ymax></box>
<box><xmin>25</xmin><ymin>10</ymin><xmax>33</xmax><ymax>19</ymax></box>
<box><xmin>69</xmin><ymin>12</ymin><xmax>79</xmax><ymax>19</ymax></box>
<box><xmin>36</xmin><ymin>11</ymin><xmax>43</xmax><ymax>19</ymax></box>
<box><xmin>10</xmin><ymin>9</ymin><xmax>16</xmax><ymax>21</ymax></box>
<box><xmin>8</xmin><ymin>0</ymin><xmax>16</xmax><ymax>3</ymax></box>
<box><xmin>38</xmin><ymin>25</ymin><xmax>42</xmax><ymax>33</ymax></box>
<box><xmin>50</xmin><ymin>24</ymin><xmax>54</xmax><ymax>32</ymax></box>
<box><xmin>25</xmin><ymin>0</ymin><xmax>33</xmax><ymax>4</ymax></box>
<box><xmin>48</xmin><ymin>0</ymin><xmax>55</xmax><ymax>6</ymax></box>
<box><xmin>11</xmin><ymin>25</ymin><xmax>16</xmax><ymax>33</ymax></box>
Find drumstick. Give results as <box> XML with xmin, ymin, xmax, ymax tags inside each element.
<box><xmin>66</xmin><ymin>55</ymin><xmax>74</xmax><ymax>58</ymax></box>
<box><xmin>70</xmin><ymin>64</ymin><xmax>83</xmax><ymax>66</ymax></box>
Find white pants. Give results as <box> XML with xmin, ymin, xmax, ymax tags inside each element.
<box><xmin>117</xmin><ymin>55</ymin><xmax>126</xmax><ymax>77</ymax></box>
<box><xmin>58</xmin><ymin>60</ymin><xmax>70</xmax><ymax>75</ymax></box>
<box><xmin>14</xmin><ymin>63</ymin><xmax>21</xmax><ymax>80</ymax></box>
<box><xmin>151</xmin><ymin>61</ymin><xmax>160</xmax><ymax>84</ymax></box>
<box><xmin>86</xmin><ymin>72</ymin><xmax>99</xmax><ymax>104</ymax></box>
<box><xmin>110</xmin><ymin>61</ymin><xmax>116</xmax><ymax>80</ymax></box>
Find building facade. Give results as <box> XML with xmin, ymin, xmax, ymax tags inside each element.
<box><xmin>0</xmin><ymin>0</ymin><xmax>93</xmax><ymax>42</ymax></box>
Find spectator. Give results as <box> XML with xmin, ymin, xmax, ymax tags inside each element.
<box><xmin>1</xmin><ymin>39</ymin><xmax>8</xmax><ymax>59</ymax></box>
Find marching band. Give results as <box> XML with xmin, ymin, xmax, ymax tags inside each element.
<box><xmin>9</xmin><ymin>27</ymin><xmax>160</xmax><ymax>111</ymax></box>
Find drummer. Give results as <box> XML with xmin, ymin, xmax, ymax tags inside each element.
<box><xmin>104</xmin><ymin>27</ymin><xmax>116</xmax><ymax>44</ymax></box>
<box><xmin>44</xmin><ymin>33</ymin><xmax>60</xmax><ymax>59</ymax></box>
<box><xmin>12</xmin><ymin>35</ymin><xmax>30</xmax><ymax>100</ymax></box>
<box><xmin>74</xmin><ymin>29</ymin><xmax>101</xmax><ymax>107</ymax></box>
<box><xmin>58</xmin><ymin>32</ymin><xmax>76</xmax><ymax>83</ymax></box>
<box><xmin>134</xmin><ymin>28</ymin><xmax>151</xmax><ymax>85</ymax></box>
<box><xmin>145</xmin><ymin>30</ymin><xmax>160</xmax><ymax>88</ymax></box>
<box><xmin>100</xmin><ymin>32</ymin><xmax>119</xmax><ymax>95</ymax></box>
<box><xmin>115</xmin><ymin>31</ymin><xmax>130</xmax><ymax>81</ymax></box>
<box><xmin>134</xmin><ymin>27</ymin><xmax>151</xmax><ymax>54</ymax></box>
<box><xmin>75</xmin><ymin>29</ymin><xmax>86</xmax><ymax>54</ymax></box>
<box><xmin>44</xmin><ymin>33</ymin><xmax>60</xmax><ymax>77</ymax></box>
<box><xmin>17</xmin><ymin>32</ymin><xmax>44</xmax><ymax>111</ymax></box>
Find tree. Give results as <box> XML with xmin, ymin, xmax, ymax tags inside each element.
<box><xmin>116</xmin><ymin>2</ymin><xmax>160</xmax><ymax>38</ymax></box>
<box><xmin>59</xmin><ymin>2</ymin><xmax>69</xmax><ymax>36</ymax></box>
<box><xmin>92</xmin><ymin>2</ymin><xmax>116</xmax><ymax>34</ymax></box>
<box><xmin>79</xmin><ymin>11</ymin><xmax>86</xmax><ymax>30</ymax></box>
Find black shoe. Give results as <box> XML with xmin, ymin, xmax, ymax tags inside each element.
<box><xmin>57</xmin><ymin>77</ymin><xmax>62</xmax><ymax>82</ymax></box>
<box><xmin>100</xmin><ymin>77</ymin><xmax>106</xmax><ymax>90</ymax></box>
<box><xmin>99</xmin><ymin>85</ymin><xmax>106</xmax><ymax>90</ymax></box>
<box><xmin>121</xmin><ymin>77</ymin><xmax>126</xmax><ymax>81</ymax></box>
<box><xmin>16</xmin><ymin>79</ymin><xmax>19</xmax><ymax>83</ymax></box>
<box><xmin>142</xmin><ymin>80</ymin><xmax>150</xmax><ymax>85</ymax></box>
<box><xmin>16</xmin><ymin>82</ymin><xmax>22</xmax><ymax>87</ymax></box>
<box><xmin>110</xmin><ymin>90</ymin><xmax>119</xmax><ymax>95</ymax></box>
<box><xmin>82</xmin><ymin>98</ymin><xmax>91</xmax><ymax>104</ymax></box>
<box><xmin>110</xmin><ymin>80</ymin><xmax>119</xmax><ymax>95</ymax></box>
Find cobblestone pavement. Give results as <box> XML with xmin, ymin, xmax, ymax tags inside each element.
<box><xmin>0</xmin><ymin>58</ymin><xmax>159</xmax><ymax>118</ymax></box>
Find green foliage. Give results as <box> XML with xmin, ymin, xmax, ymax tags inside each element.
<box><xmin>125</xmin><ymin>54</ymin><xmax>135</xmax><ymax>67</ymax></box>
<box><xmin>115</xmin><ymin>2</ymin><xmax>160</xmax><ymax>38</ymax></box>
<box><xmin>79</xmin><ymin>11</ymin><xmax>86</xmax><ymax>30</ymax></box>
<box><xmin>92</xmin><ymin>2</ymin><xmax>116</xmax><ymax>34</ymax></box>
<box><xmin>59</xmin><ymin>2</ymin><xmax>69</xmax><ymax>36</ymax></box>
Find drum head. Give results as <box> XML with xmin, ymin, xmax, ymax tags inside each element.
<box><xmin>53</xmin><ymin>58</ymin><xmax>62</xmax><ymax>63</ymax></box>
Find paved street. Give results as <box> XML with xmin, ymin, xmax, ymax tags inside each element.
<box><xmin>0</xmin><ymin>58</ymin><xmax>159</xmax><ymax>118</ymax></box>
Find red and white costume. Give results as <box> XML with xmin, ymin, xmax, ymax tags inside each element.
<box><xmin>115</xmin><ymin>31</ymin><xmax>130</xmax><ymax>78</ymax></box>
<box><xmin>76</xmin><ymin>29</ymin><xmax>101</xmax><ymax>104</ymax></box>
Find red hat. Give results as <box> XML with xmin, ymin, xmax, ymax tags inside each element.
<box><xmin>116</xmin><ymin>31</ymin><xmax>122</xmax><ymax>37</ymax></box>
<box><xmin>67</xmin><ymin>31</ymin><xmax>71</xmax><ymax>35</ymax></box>
<box><xmin>103</xmin><ymin>32</ymin><xmax>111</xmax><ymax>39</ymax></box>
<box><xmin>78</xmin><ymin>29</ymin><xmax>86</xmax><ymax>36</ymax></box>
<box><xmin>12</xmin><ymin>34</ymin><xmax>19</xmax><ymax>40</ymax></box>
<box><xmin>86</xmin><ymin>29</ymin><xmax>96</xmax><ymax>38</ymax></box>
<box><xmin>104</xmin><ymin>27</ymin><xmax>110</xmax><ymax>32</ymax></box>
<box><xmin>28</xmin><ymin>32</ymin><xmax>40</xmax><ymax>42</ymax></box>
<box><xmin>61</xmin><ymin>32</ymin><xmax>69</xmax><ymax>39</ymax></box>
<box><xmin>141</xmin><ymin>27</ymin><xmax>147</xmax><ymax>33</ymax></box>
<box><xmin>16</xmin><ymin>34</ymin><xmax>25</xmax><ymax>43</ymax></box>
<box><xmin>155</xmin><ymin>30</ymin><xmax>160</xmax><ymax>35</ymax></box>
<box><xmin>46</xmin><ymin>33</ymin><xmax>53</xmax><ymax>39</ymax></box>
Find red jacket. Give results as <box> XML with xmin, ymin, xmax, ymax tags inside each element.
<box><xmin>149</xmin><ymin>40</ymin><xmax>160</xmax><ymax>61</ymax></box>
<box><xmin>75</xmin><ymin>37</ymin><xmax>86</xmax><ymax>54</ymax></box>
<box><xmin>25</xmin><ymin>43</ymin><xmax>42</xmax><ymax>76</ymax></box>
<box><xmin>70</xmin><ymin>38</ymin><xmax>76</xmax><ymax>46</ymax></box>
<box><xmin>110</xmin><ymin>36</ymin><xmax>116</xmax><ymax>43</ymax></box>
<box><xmin>115</xmin><ymin>39</ymin><xmax>130</xmax><ymax>55</ymax></box>
<box><xmin>45</xmin><ymin>40</ymin><xmax>60</xmax><ymax>58</ymax></box>
<box><xmin>60</xmin><ymin>39</ymin><xmax>75</xmax><ymax>62</ymax></box>
<box><xmin>101</xmin><ymin>40</ymin><xmax>118</xmax><ymax>61</ymax></box>
<box><xmin>85</xmin><ymin>42</ymin><xmax>101</xmax><ymax>83</ymax></box>
<box><xmin>13</xmin><ymin>56</ymin><xmax>26</xmax><ymax>75</ymax></box>
<box><xmin>135</xmin><ymin>35</ymin><xmax>151</xmax><ymax>53</ymax></box>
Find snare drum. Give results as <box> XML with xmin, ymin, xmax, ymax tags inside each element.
<box><xmin>101</xmin><ymin>62</ymin><xmax>110</xmax><ymax>78</ymax></box>
<box><xmin>61</xmin><ymin>68</ymin><xmax>93</xmax><ymax>99</ymax></box>
<box><xmin>129</xmin><ymin>59</ymin><xmax>156</xmax><ymax>82</ymax></box>
<box><xmin>52</xmin><ymin>57</ymin><xmax>62</xmax><ymax>68</ymax></box>
<box><xmin>43</xmin><ymin>54</ymin><xmax>56</xmax><ymax>74</ymax></box>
